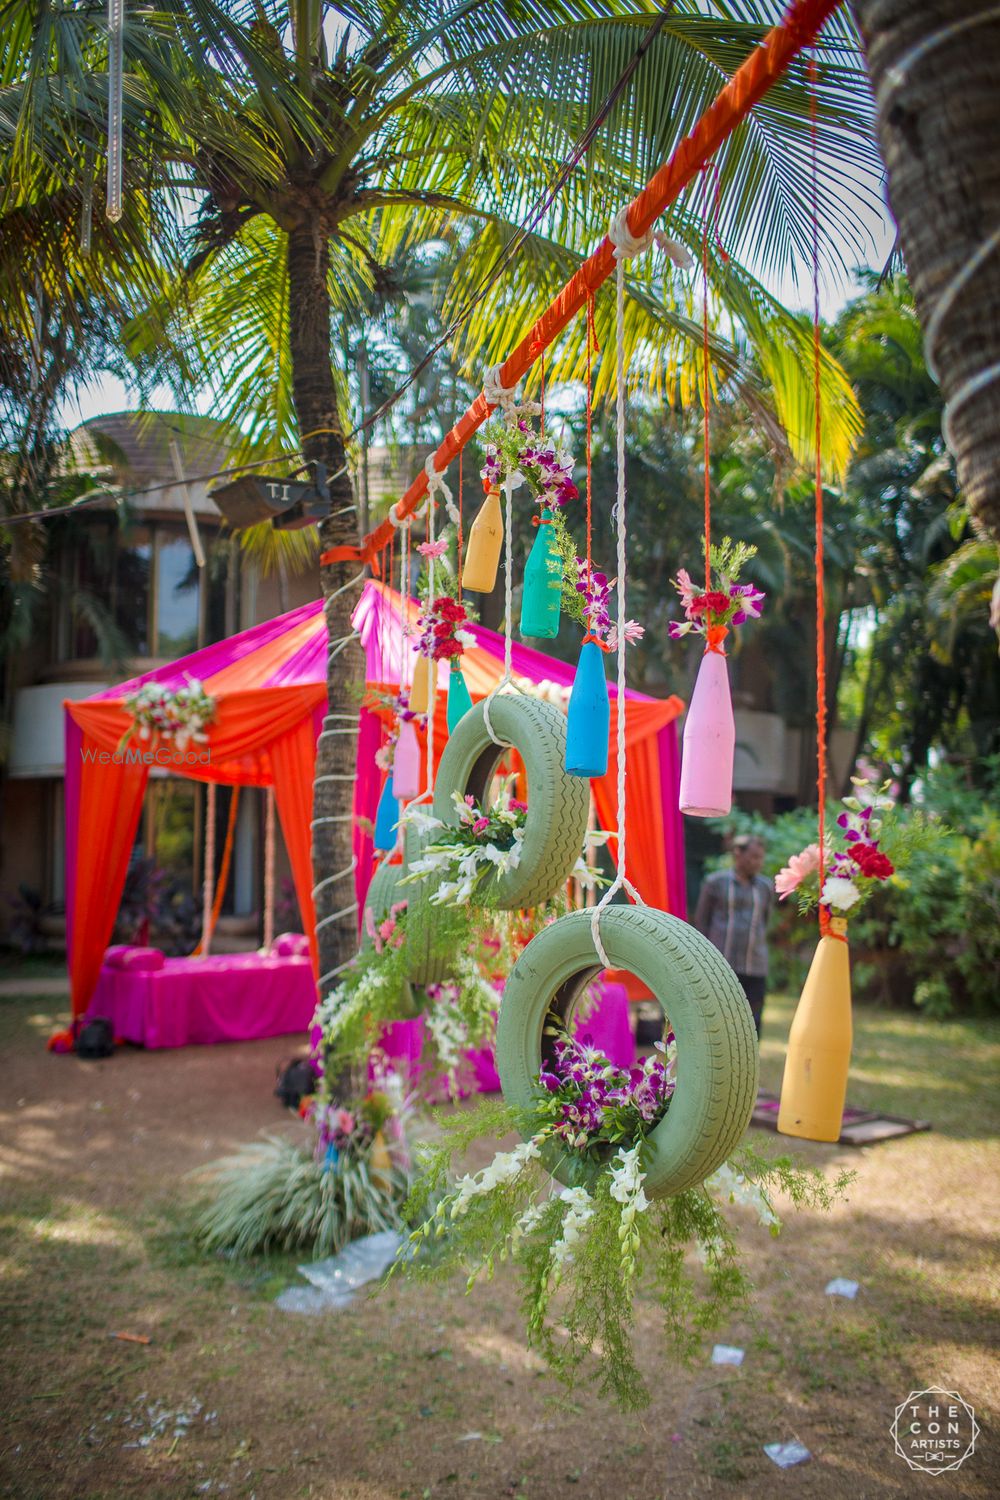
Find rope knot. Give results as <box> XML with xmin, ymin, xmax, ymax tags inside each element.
<box><xmin>704</xmin><ymin>624</ymin><xmax>729</xmax><ymax>655</ymax></box>
<box><xmin>608</xmin><ymin>206</ymin><xmax>655</xmax><ymax>261</ymax></box>
<box><xmin>424</xmin><ymin>453</ymin><xmax>459</xmax><ymax>525</ymax></box>
<box><xmin>482</xmin><ymin>364</ymin><xmax>541</xmax><ymax>426</ymax></box>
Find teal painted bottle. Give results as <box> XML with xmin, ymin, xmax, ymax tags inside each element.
<box><xmin>446</xmin><ymin>660</ymin><xmax>474</xmax><ymax>734</ymax></box>
<box><xmin>565</xmin><ymin>638</ymin><xmax>610</xmax><ymax>778</ymax></box>
<box><xmin>519</xmin><ymin>508</ymin><xmax>562</xmax><ymax>638</ymax></box>
<box><xmin>373</xmin><ymin>774</ymin><xmax>399</xmax><ymax>851</ymax></box>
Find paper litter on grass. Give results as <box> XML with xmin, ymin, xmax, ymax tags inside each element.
<box><xmin>711</xmin><ymin>1344</ymin><xmax>745</xmax><ymax>1366</ymax></box>
<box><xmin>825</xmin><ymin>1277</ymin><xmax>859</xmax><ymax>1299</ymax></box>
<box><xmin>764</xmin><ymin>1441</ymin><xmax>811</xmax><ymax>1468</ymax></box>
<box><xmin>275</xmin><ymin>1230</ymin><xmax>403</xmax><ymax>1313</ymax></box>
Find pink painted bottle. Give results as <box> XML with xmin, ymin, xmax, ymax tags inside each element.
<box><xmin>679</xmin><ymin>627</ymin><xmax>734</xmax><ymax>817</ymax></box>
<box><xmin>390</xmin><ymin>718</ymin><xmax>421</xmax><ymax>801</ymax></box>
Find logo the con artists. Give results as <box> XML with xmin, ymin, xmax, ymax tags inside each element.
<box><xmin>891</xmin><ymin>1388</ymin><xmax>978</xmax><ymax>1473</ymax></box>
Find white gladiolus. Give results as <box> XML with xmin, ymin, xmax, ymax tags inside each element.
<box><xmin>549</xmin><ymin>1186</ymin><xmax>595</xmax><ymax>1268</ymax></box>
<box><xmin>450</xmin><ymin>1140</ymin><xmax>541</xmax><ymax>1217</ymax></box>
<box><xmin>707</xmin><ymin>1162</ymin><xmax>780</xmax><ymax>1230</ymax></box>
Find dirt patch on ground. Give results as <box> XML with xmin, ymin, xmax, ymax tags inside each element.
<box><xmin>1</xmin><ymin>993</ymin><xmax>997</xmax><ymax>1500</ymax></box>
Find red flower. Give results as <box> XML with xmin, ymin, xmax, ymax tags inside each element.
<box><xmin>691</xmin><ymin>591</ymin><xmax>731</xmax><ymax>615</ymax></box>
<box><xmin>849</xmin><ymin>845</ymin><xmax>895</xmax><ymax>880</ymax></box>
<box><xmin>434</xmin><ymin>640</ymin><xmax>463</xmax><ymax>659</ymax></box>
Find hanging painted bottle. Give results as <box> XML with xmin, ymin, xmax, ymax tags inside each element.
<box><xmin>391</xmin><ymin>718</ymin><xmax>421</xmax><ymax>800</ymax></box>
<box><xmin>777</xmin><ymin>914</ymin><xmax>853</xmax><ymax>1142</ymax></box>
<box><xmin>678</xmin><ymin>628</ymin><xmax>734</xmax><ymax>816</ymax></box>
<box><xmin>520</xmin><ymin>508</ymin><xmax>562</xmax><ymax>638</ymax></box>
<box><xmin>462</xmin><ymin>485</ymin><xmax>504</xmax><ymax>593</ymax></box>
<box><xmin>408</xmin><ymin>653</ymin><xmax>436</xmax><ymax>716</ymax></box>
<box><xmin>373</xmin><ymin>774</ymin><xmax>399</xmax><ymax>851</ymax></box>
<box><xmin>446</xmin><ymin>659</ymin><xmax>474</xmax><ymax>733</ymax></box>
<box><xmin>565</xmin><ymin>638</ymin><xmax>610</xmax><ymax>778</ymax></box>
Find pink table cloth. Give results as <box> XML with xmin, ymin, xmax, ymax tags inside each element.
<box><xmin>373</xmin><ymin>980</ymin><xmax>635</xmax><ymax>1097</ymax></box>
<box><xmin>86</xmin><ymin>948</ymin><xmax>317</xmax><ymax>1048</ymax></box>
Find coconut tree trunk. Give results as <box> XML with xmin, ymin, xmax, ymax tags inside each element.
<box><xmin>286</xmin><ymin>225</ymin><xmax>365</xmax><ymax>993</ymax></box>
<box><xmin>854</xmin><ymin>0</ymin><xmax>1000</xmax><ymax>539</ymax></box>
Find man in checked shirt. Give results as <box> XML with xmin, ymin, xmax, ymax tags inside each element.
<box><xmin>693</xmin><ymin>834</ymin><xmax>773</xmax><ymax>1041</ymax></box>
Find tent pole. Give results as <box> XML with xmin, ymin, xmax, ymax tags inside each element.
<box><xmin>263</xmin><ymin>786</ymin><xmax>276</xmax><ymax>951</ymax></box>
<box><xmin>202</xmin><ymin>782</ymin><xmax>216</xmax><ymax>956</ymax></box>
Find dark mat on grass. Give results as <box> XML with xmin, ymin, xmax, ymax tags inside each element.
<box><xmin>752</xmin><ymin>1090</ymin><xmax>931</xmax><ymax>1145</ymax></box>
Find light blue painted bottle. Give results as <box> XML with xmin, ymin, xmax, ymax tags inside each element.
<box><xmin>519</xmin><ymin>508</ymin><xmax>562</xmax><ymax>638</ymax></box>
<box><xmin>565</xmin><ymin>638</ymin><xmax>610</xmax><ymax>778</ymax></box>
<box><xmin>373</xmin><ymin>774</ymin><xmax>399</xmax><ymax>850</ymax></box>
<box><xmin>446</xmin><ymin>661</ymin><xmax>474</xmax><ymax>734</ymax></box>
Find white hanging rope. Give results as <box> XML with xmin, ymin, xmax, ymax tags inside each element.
<box><xmin>106</xmin><ymin>0</ymin><xmax>124</xmax><ymax>222</ymax></box>
<box><xmin>481</xmin><ymin>476</ymin><xmax>516</xmax><ymax>748</ymax></box>
<box><xmin>483</xmin><ymin>363</ymin><xmax>542</xmax><ymax>427</ymax></box>
<box><xmin>419</xmin><ymin>488</ymin><xmax>437</xmax><ymax>800</ymax></box>
<box><xmin>202</xmin><ymin>781</ymin><xmax>216</xmax><ymax>956</ymax></box>
<box><xmin>589</xmin><ymin>213</ymin><xmax>649</xmax><ymax>967</ymax></box>
<box><xmin>263</xmin><ymin>785</ymin><xmax>276</xmax><ymax>950</ymax></box>
<box><xmin>425</xmin><ymin>452</ymin><xmax>459</xmax><ymax>527</ymax></box>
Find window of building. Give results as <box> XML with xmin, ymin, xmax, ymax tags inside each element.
<box><xmin>155</xmin><ymin>533</ymin><xmax>201</xmax><ymax>656</ymax></box>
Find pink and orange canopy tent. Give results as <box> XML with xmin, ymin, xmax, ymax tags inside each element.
<box><xmin>64</xmin><ymin>584</ymin><xmax>685</xmax><ymax>1018</ymax></box>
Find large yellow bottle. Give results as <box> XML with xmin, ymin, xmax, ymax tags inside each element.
<box><xmin>462</xmin><ymin>486</ymin><xmax>504</xmax><ymax>593</ymax></box>
<box><xmin>777</xmin><ymin>915</ymin><xmax>852</xmax><ymax>1143</ymax></box>
<box><xmin>408</xmin><ymin>653</ymin><xmax>436</xmax><ymax>715</ymax></box>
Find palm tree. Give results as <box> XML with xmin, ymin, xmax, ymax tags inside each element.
<box><xmin>2</xmin><ymin>1</ymin><xmax>881</xmax><ymax>986</ymax></box>
<box><xmin>854</xmin><ymin>0</ymin><xmax>1000</xmax><ymax>542</ymax></box>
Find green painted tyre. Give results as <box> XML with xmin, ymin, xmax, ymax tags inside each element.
<box><xmin>432</xmin><ymin>695</ymin><xmax>590</xmax><ymax>910</ymax></box>
<box><xmin>361</xmin><ymin>839</ymin><xmax>449</xmax><ymax>987</ymax></box>
<box><xmin>496</xmin><ymin>906</ymin><xmax>759</xmax><ymax>1198</ymax></box>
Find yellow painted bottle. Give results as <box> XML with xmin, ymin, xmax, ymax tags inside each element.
<box><xmin>462</xmin><ymin>486</ymin><xmax>504</xmax><ymax>593</ymax></box>
<box><xmin>777</xmin><ymin>915</ymin><xmax>852</xmax><ymax>1143</ymax></box>
<box><xmin>408</xmin><ymin>653</ymin><xmax>436</xmax><ymax>716</ymax></box>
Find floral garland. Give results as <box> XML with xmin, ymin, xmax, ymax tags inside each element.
<box><xmin>668</xmin><ymin>538</ymin><xmax>765</xmax><ymax>645</ymax></box>
<box><xmin>775</xmin><ymin>778</ymin><xmax>904</xmax><ymax>915</ymax></box>
<box><xmin>415</xmin><ymin>591</ymin><xmax>476</xmax><ymax>662</ymax></box>
<box><xmin>393</xmin><ymin>1028</ymin><xmax>849</xmax><ymax>1409</ymax></box>
<box><xmin>123</xmin><ymin>678</ymin><xmax>215</xmax><ymax>751</ymax></box>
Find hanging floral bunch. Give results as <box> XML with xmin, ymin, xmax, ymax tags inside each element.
<box><xmin>774</xmin><ymin>777</ymin><xmax>910</xmax><ymax>915</ymax></box>
<box><xmin>415</xmin><ymin>592</ymin><xmax>476</xmax><ymax>662</ymax></box>
<box><xmin>123</xmin><ymin>678</ymin><xmax>216</xmax><ymax>751</ymax></box>
<box><xmin>572</xmin><ymin>560</ymin><xmax>644</xmax><ymax>650</ymax></box>
<box><xmin>668</xmin><ymin>538</ymin><xmax>765</xmax><ymax>644</ymax></box>
<box><xmin>312</xmin><ymin>895</ymin><xmax>498</xmax><ymax>1098</ymax></box>
<box><xmin>401</xmin><ymin>782</ymin><xmax>608</xmax><ymax>908</ymax></box>
<box><xmin>480</xmin><ymin>415</ymin><xmax>578</xmax><ymax>511</ymax></box>
<box><xmin>392</xmin><ymin>1026</ymin><xmax>848</xmax><ymax>1410</ymax></box>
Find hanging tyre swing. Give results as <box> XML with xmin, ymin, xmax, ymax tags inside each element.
<box><xmin>432</xmin><ymin>693</ymin><xmax>590</xmax><ymax>910</ymax></box>
<box><xmin>496</xmin><ymin>906</ymin><xmax>759</xmax><ymax>1198</ymax></box>
<box><xmin>361</xmin><ymin>830</ymin><xmax>449</xmax><ymax>987</ymax></box>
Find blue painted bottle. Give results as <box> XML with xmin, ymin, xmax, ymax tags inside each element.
<box><xmin>373</xmin><ymin>773</ymin><xmax>399</xmax><ymax>850</ymax></box>
<box><xmin>565</xmin><ymin>638</ymin><xmax>610</xmax><ymax>777</ymax></box>
<box><xmin>446</xmin><ymin>660</ymin><xmax>474</xmax><ymax>733</ymax></box>
<box><xmin>519</xmin><ymin>508</ymin><xmax>562</xmax><ymax>638</ymax></box>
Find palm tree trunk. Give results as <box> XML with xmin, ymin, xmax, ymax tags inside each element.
<box><xmin>854</xmin><ymin>0</ymin><xmax>1000</xmax><ymax>539</ymax></box>
<box><xmin>286</xmin><ymin>225</ymin><xmax>365</xmax><ymax>993</ymax></box>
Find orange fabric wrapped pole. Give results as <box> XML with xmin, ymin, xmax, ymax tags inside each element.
<box><xmin>324</xmin><ymin>0</ymin><xmax>843</xmax><ymax>571</ymax></box>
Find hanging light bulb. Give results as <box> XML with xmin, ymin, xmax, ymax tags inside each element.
<box><xmin>679</xmin><ymin>632</ymin><xmax>734</xmax><ymax>816</ymax></box>
<box><xmin>777</xmin><ymin>915</ymin><xmax>853</xmax><ymax>1142</ymax></box>
<box><xmin>462</xmin><ymin>485</ymin><xmax>504</xmax><ymax>593</ymax></box>
<box><xmin>373</xmin><ymin>775</ymin><xmax>399</xmax><ymax>852</ymax></box>
<box><xmin>390</xmin><ymin>719</ymin><xmax>421</xmax><ymax>801</ymax></box>
<box><xmin>408</xmin><ymin>653</ymin><xmax>436</xmax><ymax>716</ymax></box>
<box><xmin>446</xmin><ymin>660</ymin><xmax>473</xmax><ymax>733</ymax></box>
<box><xmin>520</xmin><ymin>507</ymin><xmax>562</xmax><ymax>638</ymax></box>
<box><xmin>565</xmin><ymin>638</ymin><xmax>610</xmax><ymax>778</ymax></box>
